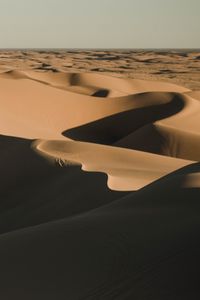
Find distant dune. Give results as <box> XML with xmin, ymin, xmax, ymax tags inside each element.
<box><xmin>0</xmin><ymin>50</ymin><xmax>200</xmax><ymax>299</ymax></box>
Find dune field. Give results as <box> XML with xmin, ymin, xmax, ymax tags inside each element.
<box><xmin>0</xmin><ymin>50</ymin><xmax>200</xmax><ymax>299</ymax></box>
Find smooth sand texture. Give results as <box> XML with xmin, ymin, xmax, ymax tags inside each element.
<box><xmin>0</xmin><ymin>50</ymin><xmax>200</xmax><ymax>299</ymax></box>
<box><xmin>36</xmin><ymin>139</ymin><xmax>191</xmax><ymax>191</ymax></box>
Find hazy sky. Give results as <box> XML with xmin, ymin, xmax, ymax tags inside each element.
<box><xmin>0</xmin><ymin>0</ymin><xmax>199</xmax><ymax>48</ymax></box>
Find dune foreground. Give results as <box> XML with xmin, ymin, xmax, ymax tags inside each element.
<box><xmin>0</xmin><ymin>50</ymin><xmax>200</xmax><ymax>299</ymax></box>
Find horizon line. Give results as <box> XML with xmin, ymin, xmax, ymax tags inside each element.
<box><xmin>0</xmin><ymin>47</ymin><xmax>200</xmax><ymax>51</ymax></box>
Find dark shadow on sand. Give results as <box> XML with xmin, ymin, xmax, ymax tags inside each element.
<box><xmin>63</xmin><ymin>93</ymin><xmax>185</xmax><ymax>144</ymax></box>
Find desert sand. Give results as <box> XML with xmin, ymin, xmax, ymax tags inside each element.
<box><xmin>0</xmin><ymin>50</ymin><xmax>200</xmax><ymax>299</ymax></box>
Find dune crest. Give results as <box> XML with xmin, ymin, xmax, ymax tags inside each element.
<box><xmin>0</xmin><ymin>48</ymin><xmax>200</xmax><ymax>299</ymax></box>
<box><xmin>0</xmin><ymin>70</ymin><xmax>199</xmax><ymax>190</ymax></box>
<box><xmin>36</xmin><ymin>139</ymin><xmax>191</xmax><ymax>191</ymax></box>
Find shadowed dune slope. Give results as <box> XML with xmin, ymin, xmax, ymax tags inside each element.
<box><xmin>36</xmin><ymin>139</ymin><xmax>191</xmax><ymax>191</ymax></box>
<box><xmin>0</xmin><ymin>163</ymin><xmax>200</xmax><ymax>299</ymax></box>
<box><xmin>0</xmin><ymin>70</ymin><xmax>200</xmax><ymax>299</ymax></box>
<box><xmin>0</xmin><ymin>71</ymin><xmax>189</xmax><ymax>140</ymax></box>
<box><xmin>0</xmin><ymin>135</ymin><xmax>126</xmax><ymax>235</ymax></box>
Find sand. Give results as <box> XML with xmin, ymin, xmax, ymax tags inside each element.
<box><xmin>0</xmin><ymin>50</ymin><xmax>200</xmax><ymax>299</ymax></box>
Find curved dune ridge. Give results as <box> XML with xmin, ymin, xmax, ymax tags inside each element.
<box><xmin>0</xmin><ymin>70</ymin><xmax>200</xmax><ymax>190</ymax></box>
<box><xmin>36</xmin><ymin>139</ymin><xmax>190</xmax><ymax>191</ymax></box>
<box><xmin>1</xmin><ymin>69</ymin><xmax>200</xmax><ymax>299</ymax></box>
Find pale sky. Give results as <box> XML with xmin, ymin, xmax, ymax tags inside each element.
<box><xmin>0</xmin><ymin>0</ymin><xmax>199</xmax><ymax>48</ymax></box>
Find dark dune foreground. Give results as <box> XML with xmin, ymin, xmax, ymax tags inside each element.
<box><xmin>0</xmin><ymin>50</ymin><xmax>200</xmax><ymax>299</ymax></box>
<box><xmin>0</xmin><ymin>135</ymin><xmax>126</xmax><ymax>235</ymax></box>
<box><xmin>1</xmin><ymin>164</ymin><xmax>200</xmax><ymax>299</ymax></box>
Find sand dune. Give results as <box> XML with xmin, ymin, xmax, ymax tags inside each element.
<box><xmin>0</xmin><ymin>70</ymin><xmax>189</xmax><ymax>140</ymax></box>
<box><xmin>36</xmin><ymin>139</ymin><xmax>190</xmax><ymax>191</ymax></box>
<box><xmin>186</xmin><ymin>90</ymin><xmax>200</xmax><ymax>101</ymax></box>
<box><xmin>0</xmin><ymin>52</ymin><xmax>200</xmax><ymax>299</ymax></box>
<box><xmin>0</xmin><ymin>162</ymin><xmax>200</xmax><ymax>299</ymax></box>
<box><xmin>0</xmin><ymin>135</ymin><xmax>125</xmax><ymax>235</ymax></box>
<box><xmin>1</xmin><ymin>49</ymin><xmax>200</xmax><ymax>89</ymax></box>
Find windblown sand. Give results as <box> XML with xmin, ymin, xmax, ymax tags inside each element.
<box><xmin>0</xmin><ymin>50</ymin><xmax>200</xmax><ymax>299</ymax></box>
